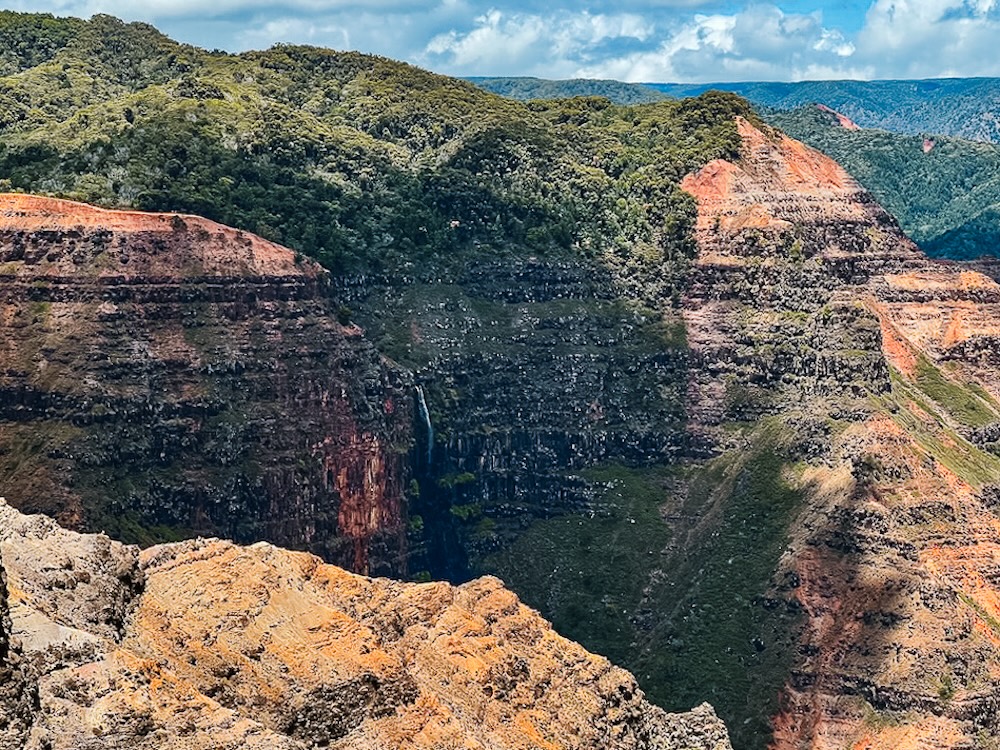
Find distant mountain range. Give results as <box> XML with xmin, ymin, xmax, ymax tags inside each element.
<box><xmin>649</xmin><ymin>79</ymin><xmax>1000</xmax><ymax>143</ymax></box>
<box><xmin>473</xmin><ymin>76</ymin><xmax>1000</xmax><ymax>144</ymax></box>
<box><xmin>467</xmin><ymin>76</ymin><xmax>666</xmax><ymax>104</ymax></box>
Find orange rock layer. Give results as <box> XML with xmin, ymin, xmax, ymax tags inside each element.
<box><xmin>0</xmin><ymin>193</ymin><xmax>313</xmax><ymax>279</ymax></box>
<box><xmin>0</xmin><ymin>500</ymin><xmax>732</xmax><ymax>750</ymax></box>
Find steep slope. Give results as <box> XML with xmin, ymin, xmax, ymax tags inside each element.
<box><xmin>769</xmin><ymin>104</ymin><xmax>1000</xmax><ymax>260</ymax></box>
<box><xmin>679</xmin><ymin>114</ymin><xmax>919</xmax><ymax>440</ymax></box>
<box><xmin>679</xmin><ymin>117</ymin><xmax>1000</xmax><ymax>750</ymax></box>
<box><xmin>651</xmin><ymin>78</ymin><xmax>1000</xmax><ymax>143</ymax></box>
<box><xmin>0</xmin><ymin>12</ymin><xmax>759</xmax><ymax>579</ymax></box>
<box><xmin>0</xmin><ymin>193</ymin><xmax>412</xmax><ymax>576</ymax></box>
<box><xmin>0</xmin><ymin>498</ymin><xmax>732</xmax><ymax>750</ymax></box>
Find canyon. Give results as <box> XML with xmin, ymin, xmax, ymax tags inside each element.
<box><xmin>679</xmin><ymin>117</ymin><xmax>1000</xmax><ymax>749</ymax></box>
<box><xmin>5</xmin><ymin>121</ymin><xmax>1000</xmax><ymax>748</ymax></box>
<box><xmin>2</xmin><ymin>16</ymin><xmax>1000</xmax><ymax>747</ymax></box>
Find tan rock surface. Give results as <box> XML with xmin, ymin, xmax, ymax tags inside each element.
<box><xmin>0</xmin><ymin>193</ymin><xmax>315</xmax><ymax>279</ymax></box>
<box><xmin>0</xmin><ymin>499</ymin><xmax>732</xmax><ymax>750</ymax></box>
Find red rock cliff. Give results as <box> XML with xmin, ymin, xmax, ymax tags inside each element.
<box><xmin>0</xmin><ymin>194</ymin><xmax>412</xmax><ymax>576</ymax></box>
<box><xmin>681</xmin><ymin>119</ymin><xmax>1000</xmax><ymax>750</ymax></box>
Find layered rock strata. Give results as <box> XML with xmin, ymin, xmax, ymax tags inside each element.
<box><xmin>680</xmin><ymin>117</ymin><xmax>1000</xmax><ymax>749</ymax></box>
<box><xmin>346</xmin><ymin>257</ymin><xmax>690</xmax><ymax>578</ymax></box>
<box><xmin>679</xmin><ymin>117</ymin><xmax>922</xmax><ymax>440</ymax></box>
<box><xmin>0</xmin><ymin>194</ymin><xmax>411</xmax><ymax>575</ymax></box>
<box><xmin>0</xmin><ymin>499</ymin><xmax>732</xmax><ymax>750</ymax></box>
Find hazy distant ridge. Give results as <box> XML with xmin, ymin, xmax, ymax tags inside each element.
<box><xmin>467</xmin><ymin>76</ymin><xmax>666</xmax><ymax>104</ymax></box>
<box><xmin>650</xmin><ymin>79</ymin><xmax>1000</xmax><ymax>143</ymax></box>
<box><xmin>471</xmin><ymin>76</ymin><xmax>1000</xmax><ymax>144</ymax></box>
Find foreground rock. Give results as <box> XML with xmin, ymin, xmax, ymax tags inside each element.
<box><xmin>0</xmin><ymin>500</ymin><xmax>731</xmax><ymax>750</ymax></box>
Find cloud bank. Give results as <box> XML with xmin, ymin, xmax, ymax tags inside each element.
<box><xmin>7</xmin><ymin>0</ymin><xmax>1000</xmax><ymax>81</ymax></box>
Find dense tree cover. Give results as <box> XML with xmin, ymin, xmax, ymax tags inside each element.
<box><xmin>651</xmin><ymin>78</ymin><xmax>1000</xmax><ymax>144</ymax></box>
<box><xmin>469</xmin><ymin>76</ymin><xmax>666</xmax><ymax>105</ymax></box>
<box><xmin>770</xmin><ymin>105</ymin><xmax>1000</xmax><ymax>260</ymax></box>
<box><xmin>0</xmin><ymin>13</ymin><xmax>751</xmax><ymax>302</ymax></box>
<box><xmin>0</xmin><ymin>11</ymin><xmax>85</xmax><ymax>75</ymax></box>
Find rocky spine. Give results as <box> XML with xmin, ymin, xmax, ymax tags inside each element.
<box><xmin>0</xmin><ymin>499</ymin><xmax>732</xmax><ymax>750</ymax></box>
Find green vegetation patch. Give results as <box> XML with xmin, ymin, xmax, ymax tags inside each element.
<box><xmin>913</xmin><ymin>355</ymin><xmax>999</xmax><ymax>427</ymax></box>
<box><xmin>882</xmin><ymin>367</ymin><xmax>1000</xmax><ymax>487</ymax></box>
<box><xmin>486</xmin><ymin>421</ymin><xmax>806</xmax><ymax>750</ymax></box>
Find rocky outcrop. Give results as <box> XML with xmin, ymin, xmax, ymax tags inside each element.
<box><xmin>0</xmin><ymin>546</ymin><xmax>32</xmax><ymax>750</ymax></box>
<box><xmin>0</xmin><ymin>194</ymin><xmax>411</xmax><ymax>576</ymax></box>
<box><xmin>679</xmin><ymin>117</ymin><xmax>920</xmax><ymax>443</ymax></box>
<box><xmin>0</xmin><ymin>498</ymin><xmax>731</xmax><ymax>750</ymax></box>
<box><xmin>815</xmin><ymin>104</ymin><xmax>860</xmax><ymax>131</ymax></box>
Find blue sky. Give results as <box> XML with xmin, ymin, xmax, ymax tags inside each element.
<box><xmin>6</xmin><ymin>0</ymin><xmax>1000</xmax><ymax>82</ymax></box>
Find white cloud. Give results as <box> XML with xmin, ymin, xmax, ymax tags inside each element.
<box><xmin>813</xmin><ymin>29</ymin><xmax>855</xmax><ymax>57</ymax></box>
<box><xmin>850</xmin><ymin>0</ymin><xmax>1000</xmax><ymax>77</ymax></box>
<box><xmin>9</xmin><ymin>0</ymin><xmax>1000</xmax><ymax>81</ymax></box>
<box><xmin>573</xmin><ymin>5</ymin><xmax>863</xmax><ymax>82</ymax></box>
<box><xmin>423</xmin><ymin>8</ymin><xmax>652</xmax><ymax>76</ymax></box>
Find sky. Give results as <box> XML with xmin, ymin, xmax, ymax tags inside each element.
<box><xmin>6</xmin><ymin>0</ymin><xmax>1000</xmax><ymax>82</ymax></box>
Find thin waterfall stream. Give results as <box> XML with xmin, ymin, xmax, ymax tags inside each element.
<box><xmin>415</xmin><ymin>385</ymin><xmax>434</xmax><ymax>467</ymax></box>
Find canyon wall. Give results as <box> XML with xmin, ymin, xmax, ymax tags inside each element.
<box><xmin>343</xmin><ymin>255</ymin><xmax>692</xmax><ymax>580</ymax></box>
<box><xmin>5</xmin><ymin>119</ymin><xmax>1000</xmax><ymax>750</ymax></box>
<box><xmin>681</xmin><ymin>118</ymin><xmax>1000</xmax><ymax>750</ymax></box>
<box><xmin>0</xmin><ymin>194</ymin><xmax>412</xmax><ymax>575</ymax></box>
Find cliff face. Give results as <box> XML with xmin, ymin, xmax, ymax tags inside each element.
<box><xmin>680</xmin><ymin>118</ymin><xmax>1000</xmax><ymax>750</ymax></box>
<box><xmin>346</xmin><ymin>256</ymin><xmax>691</xmax><ymax>580</ymax></box>
<box><xmin>0</xmin><ymin>194</ymin><xmax>411</xmax><ymax>576</ymax></box>
<box><xmin>0</xmin><ymin>548</ymin><xmax>31</xmax><ymax>750</ymax></box>
<box><xmin>679</xmin><ymin>116</ymin><xmax>921</xmax><ymax>431</ymax></box>
<box><xmin>0</xmin><ymin>498</ymin><xmax>732</xmax><ymax>750</ymax></box>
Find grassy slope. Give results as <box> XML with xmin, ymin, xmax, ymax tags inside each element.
<box><xmin>0</xmin><ymin>12</ymin><xmax>748</xmax><ymax>292</ymax></box>
<box><xmin>487</xmin><ymin>422</ymin><xmax>806</xmax><ymax>750</ymax></box>
<box><xmin>458</xmin><ymin>75</ymin><xmax>1000</xmax><ymax>261</ymax></box>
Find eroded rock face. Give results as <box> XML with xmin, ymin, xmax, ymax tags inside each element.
<box><xmin>0</xmin><ymin>194</ymin><xmax>411</xmax><ymax>576</ymax></box>
<box><xmin>0</xmin><ymin>550</ymin><xmax>33</xmax><ymax>750</ymax></box>
<box><xmin>0</xmin><ymin>499</ymin><xmax>732</xmax><ymax>750</ymax></box>
<box><xmin>344</xmin><ymin>258</ymin><xmax>691</xmax><ymax>579</ymax></box>
<box><xmin>680</xmin><ymin>117</ymin><xmax>1000</xmax><ymax>749</ymax></box>
<box><xmin>679</xmin><ymin>117</ymin><xmax>921</xmax><ymax>444</ymax></box>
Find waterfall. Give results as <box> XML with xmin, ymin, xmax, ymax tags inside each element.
<box><xmin>415</xmin><ymin>385</ymin><xmax>434</xmax><ymax>467</ymax></box>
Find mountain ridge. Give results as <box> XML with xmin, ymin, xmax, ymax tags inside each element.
<box><xmin>0</xmin><ymin>498</ymin><xmax>734</xmax><ymax>749</ymax></box>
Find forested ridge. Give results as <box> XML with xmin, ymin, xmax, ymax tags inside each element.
<box><xmin>0</xmin><ymin>10</ymin><xmax>751</xmax><ymax>298</ymax></box>
<box><xmin>772</xmin><ymin>104</ymin><xmax>1000</xmax><ymax>260</ymax></box>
